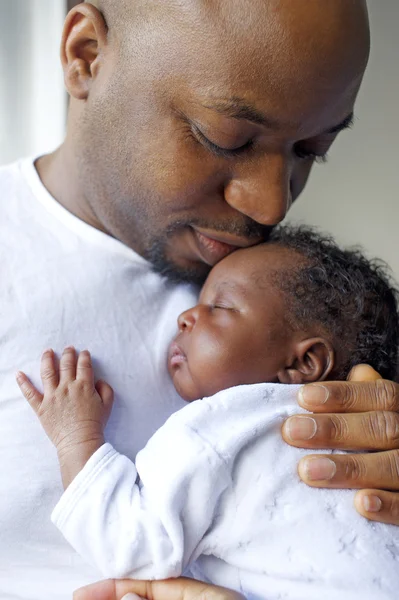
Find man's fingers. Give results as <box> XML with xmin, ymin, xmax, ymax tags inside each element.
<box><xmin>15</xmin><ymin>371</ymin><xmax>43</xmax><ymax>413</ymax></box>
<box><xmin>74</xmin><ymin>578</ymin><xmax>245</xmax><ymax>600</ymax></box>
<box><xmin>114</xmin><ymin>578</ymin><xmax>245</xmax><ymax>600</ymax></box>
<box><xmin>297</xmin><ymin>379</ymin><xmax>399</xmax><ymax>413</ymax></box>
<box><xmin>298</xmin><ymin>450</ymin><xmax>399</xmax><ymax>491</ymax></box>
<box><xmin>347</xmin><ymin>364</ymin><xmax>383</xmax><ymax>382</ymax></box>
<box><xmin>59</xmin><ymin>346</ymin><xmax>77</xmax><ymax>383</ymax></box>
<box><xmin>283</xmin><ymin>411</ymin><xmax>399</xmax><ymax>451</ymax></box>
<box><xmin>40</xmin><ymin>348</ymin><xmax>58</xmax><ymax>393</ymax></box>
<box><xmin>355</xmin><ymin>489</ymin><xmax>399</xmax><ymax>525</ymax></box>
<box><xmin>76</xmin><ymin>350</ymin><xmax>94</xmax><ymax>384</ymax></box>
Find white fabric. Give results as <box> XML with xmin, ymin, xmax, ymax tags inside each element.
<box><xmin>53</xmin><ymin>383</ymin><xmax>399</xmax><ymax>600</ymax></box>
<box><xmin>0</xmin><ymin>159</ymin><xmax>196</xmax><ymax>600</ymax></box>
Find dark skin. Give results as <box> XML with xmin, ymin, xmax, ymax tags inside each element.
<box><xmin>32</xmin><ymin>0</ymin><xmax>399</xmax><ymax>569</ymax></box>
<box><xmin>168</xmin><ymin>244</ymin><xmax>335</xmax><ymax>401</ymax></box>
<box><xmin>38</xmin><ymin>0</ymin><xmax>366</xmax><ymax>283</ymax></box>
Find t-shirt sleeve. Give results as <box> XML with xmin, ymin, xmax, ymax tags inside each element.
<box><xmin>51</xmin><ymin>411</ymin><xmax>232</xmax><ymax>580</ymax></box>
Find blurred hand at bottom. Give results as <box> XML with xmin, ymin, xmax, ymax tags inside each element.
<box><xmin>74</xmin><ymin>577</ymin><xmax>246</xmax><ymax>600</ymax></box>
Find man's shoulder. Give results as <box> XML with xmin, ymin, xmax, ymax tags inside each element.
<box><xmin>0</xmin><ymin>159</ymin><xmax>24</xmax><ymax>187</ymax></box>
<box><xmin>0</xmin><ymin>159</ymin><xmax>30</xmax><ymax>209</ymax></box>
<box><xmin>0</xmin><ymin>158</ymin><xmax>43</xmax><ymax>250</ymax></box>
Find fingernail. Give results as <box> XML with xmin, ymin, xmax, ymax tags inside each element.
<box><xmin>15</xmin><ymin>371</ymin><xmax>24</xmax><ymax>382</ymax></box>
<box><xmin>302</xmin><ymin>457</ymin><xmax>337</xmax><ymax>481</ymax></box>
<box><xmin>285</xmin><ymin>416</ymin><xmax>317</xmax><ymax>441</ymax></box>
<box><xmin>363</xmin><ymin>495</ymin><xmax>382</xmax><ymax>513</ymax></box>
<box><xmin>299</xmin><ymin>384</ymin><xmax>329</xmax><ymax>408</ymax></box>
<box><xmin>121</xmin><ymin>595</ymin><xmax>144</xmax><ymax>600</ymax></box>
<box><xmin>42</xmin><ymin>348</ymin><xmax>53</xmax><ymax>355</ymax></box>
<box><xmin>63</xmin><ymin>346</ymin><xmax>75</xmax><ymax>352</ymax></box>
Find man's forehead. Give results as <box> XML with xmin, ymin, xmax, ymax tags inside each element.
<box><xmin>86</xmin><ymin>0</ymin><xmax>368</xmax><ymax>44</ymax></box>
<box><xmin>87</xmin><ymin>0</ymin><xmax>368</xmax><ymax>18</ymax></box>
<box><xmin>87</xmin><ymin>0</ymin><xmax>368</xmax><ymax>133</ymax></box>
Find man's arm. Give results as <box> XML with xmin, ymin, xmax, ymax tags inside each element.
<box><xmin>283</xmin><ymin>364</ymin><xmax>399</xmax><ymax>524</ymax></box>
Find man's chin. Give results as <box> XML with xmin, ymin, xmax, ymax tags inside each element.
<box><xmin>144</xmin><ymin>226</ymin><xmax>213</xmax><ymax>285</ymax></box>
<box><xmin>150</xmin><ymin>256</ymin><xmax>210</xmax><ymax>285</ymax></box>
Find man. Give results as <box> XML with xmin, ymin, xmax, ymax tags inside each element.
<box><xmin>1</xmin><ymin>1</ymin><xmax>398</xmax><ymax>599</ymax></box>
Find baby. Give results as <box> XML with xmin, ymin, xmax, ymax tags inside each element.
<box><xmin>17</xmin><ymin>226</ymin><xmax>399</xmax><ymax>600</ymax></box>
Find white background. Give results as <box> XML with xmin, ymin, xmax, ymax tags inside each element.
<box><xmin>0</xmin><ymin>0</ymin><xmax>66</xmax><ymax>164</ymax></box>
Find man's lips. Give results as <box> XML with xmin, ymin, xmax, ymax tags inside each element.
<box><xmin>192</xmin><ymin>228</ymin><xmax>261</xmax><ymax>267</ymax></box>
<box><xmin>168</xmin><ymin>340</ymin><xmax>187</xmax><ymax>367</ymax></box>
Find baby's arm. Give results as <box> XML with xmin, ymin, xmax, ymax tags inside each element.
<box><xmin>16</xmin><ymin>349</ymin><xmax>231</xmax><ymax>579</ymax></box>
<box><xmin>16</xmin><ymin>347</ymin><xmax>114</xmax><ymax>489</ymax></box>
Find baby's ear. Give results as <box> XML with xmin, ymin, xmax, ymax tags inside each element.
<box><xmin>278</xmin><ymin>338</ymin><xmax>335</xmax><ymax>384</ymax></box>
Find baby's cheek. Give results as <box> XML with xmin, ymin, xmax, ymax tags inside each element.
<box><xmin>192</xmin><ymin>346</ymin><xmax>241</xmax><ymax>398</ymax></box>
<box><xmin>172</xmin><ymin>363</ymin><xmax>203</xmax><ymax>402</ymax></box>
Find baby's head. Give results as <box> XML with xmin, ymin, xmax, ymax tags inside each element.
<box><xmin>168</xmin><ymin>226</ymin><xmax>399</xmax><ymax>401</ymax></box>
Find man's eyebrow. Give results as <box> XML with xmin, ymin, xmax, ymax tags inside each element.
<box><xmin>203</xmin><ymin>97</ymin><xmax>278</xmax><ymax>128</ymax></box>
<box><xmin>202</xmin><ymin>97</ymin><xmax>355</xmax><ymax>136</ymax></box>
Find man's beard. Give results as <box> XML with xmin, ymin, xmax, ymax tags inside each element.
<box><xmin>144</xmin><ymin>219</ymin><xmax>275</xmax><ymax>285</ymax></box>
<box><xmin>146</xmin><ymin>239</ymin><xmax>210</xmax><ymax>285</ymax></box>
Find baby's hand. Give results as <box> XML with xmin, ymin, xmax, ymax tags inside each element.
<box><xmin>16</xmin><ymin>347</ymin><xmax>114</xmax><ymax>487</ymax></box>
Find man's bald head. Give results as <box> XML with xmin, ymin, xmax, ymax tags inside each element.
<box><xmin>58</xmin><ymin>0</ymin><xmax>370</xmax><ymax>282</ymax></box>
<box><xmin>80</xmin><ymin>0</ymin><xmax>369</xmax><ymax>112</ymax></box>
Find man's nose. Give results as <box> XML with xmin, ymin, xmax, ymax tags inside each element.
<box><xmin>177</xmin><ymin>308</ymin><xmax>197</xmax><ymax>332</ymax></box>
<box><xmin>224</xmin><ymin>154</ymin><xmax>292</xmax><ymax>226</ymax></box>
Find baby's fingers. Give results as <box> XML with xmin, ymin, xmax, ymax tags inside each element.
<box><xmin>96</xmin><ymin>380</ymin><xmax>114</xmax><ymax>411</ymax></box>
<box><xmin>60</xmin><ymin>346</ymin><xmax>77</xmax><ymax>383</ymax></box>
<box><xmin>41</xmin><ymin>348</ymin><xmax>58</xmax><ymax>393</ymax></box>
<box><xmin>16</xmin><ymin>372</ymin><xmax>43</xmax><ymax>413</ymax></box>
<box><xmin>77</xmin><ymin>350</ymin><xmax>94</xmax><ymax>384</ymax></box>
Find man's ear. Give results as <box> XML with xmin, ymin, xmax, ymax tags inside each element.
<box><xmin>277</xmin><ymin>338</ymin><xmax>335</xmax><ymax>384</ymax></box>
<box><xmin>61</xmin><ymin>4</ymin><xmax>108</xmax><ymax>100</ymax></box>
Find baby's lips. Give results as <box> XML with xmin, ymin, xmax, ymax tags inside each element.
<box><xmin>168</xmin><ymin>340</ymin><xmax>187</xmax><ymax>367</ymax></box>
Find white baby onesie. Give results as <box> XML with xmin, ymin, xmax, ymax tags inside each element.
<box><xmin>52</xmin><ymin>383</ymin><xmax>399</xmax><ymax>600</ymax></box>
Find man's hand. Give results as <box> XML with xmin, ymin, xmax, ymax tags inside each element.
<box><xmin>74</xmin><ymin>577</ymin><xmax>245</xmax><ymax>600</ymax></box>
<box><xmin>16</xmin><ymin>347</ymin><xmax>114</xmax><ymax>487</ymax></box>
<box><xmin>282</xmin><ymin>364</ymin><xmax>399</xmax><ymax>525</ymax></box>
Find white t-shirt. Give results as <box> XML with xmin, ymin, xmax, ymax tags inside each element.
<box><xmin>0</xmin><ymin>159</ymin><xmax>196</xmax><ymax>600</ymax></box>
<box><xmin>51</xmin><ymin>384</ymin><xmax>398</xmax><ymax>600</ymax></box>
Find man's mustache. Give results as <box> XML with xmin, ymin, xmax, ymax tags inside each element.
<box><xmin>166</xmin><ymin>218</ymin><xmax>275</xmax><ymax>243</ymax></box>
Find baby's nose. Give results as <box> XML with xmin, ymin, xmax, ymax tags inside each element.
<box><xmin>177</xmin><ymin>308</ymin><xmax>197</xmax><ymax>332</ymax></box>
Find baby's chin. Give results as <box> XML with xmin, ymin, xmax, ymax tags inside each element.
<box><xmin>168</xmin><ymin>363</ymin><xmax>202</xmax><ymax>403</ymax></box>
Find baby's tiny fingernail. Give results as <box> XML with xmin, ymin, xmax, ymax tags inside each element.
<box><xmin>42</xmin><ymin>348</ymin><xmax>53</xmax><ymax>355</ymax></box>
<box><xmin>363</xmin><ymin>495</ymin><xmax>382</xmax><ymax>513</ymax></box>
<box><xmin>15</xmin><ymin>371</ymin><xmax>24</xmax><ymax>382</ymax></box>
<box><xmin>299</xmin><ymin>384</ymin><xmax>329</xmax><ymax>408</ymax></box>
<box><xmin>121</xmin><ymin>595</ymin><xmax>144</xmax><ymax>600</ymax></box>
<box><xmin>64</xmin><ymin>346</ymin><xmax>75</xmax><ymax>352</ymax></box>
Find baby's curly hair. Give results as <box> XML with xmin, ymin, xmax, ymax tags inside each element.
<box><xmin>269</xmin><ymin>225</ymin><xmax>399</xmax><ymax>381</ymax></box>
